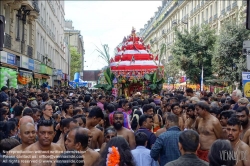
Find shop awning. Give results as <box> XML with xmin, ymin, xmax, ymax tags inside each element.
<box><xmin>42</xmin><ymin>75</ymin><xmax>50</xmax><ymax>79</ymax></box>
<box><xmin>34</xmin><ymin>73</ymin><xmax>43</xmax><ymax>79</ymax></box>
<box><xmin>0</xmin><ymin>63</ymin><xmax>18</xmax><ymax>69</ymax></box>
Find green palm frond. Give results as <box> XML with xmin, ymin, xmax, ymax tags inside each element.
<box><xmin>95</xmin><ymin>44</ymin><xmax>110</xmax><ymax>66</ymax></box>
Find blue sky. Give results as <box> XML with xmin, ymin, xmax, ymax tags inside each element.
<box><xmin>65</xmin><ymin>1</ymin><xmax>162</xmax><ymax>70</ymax></box>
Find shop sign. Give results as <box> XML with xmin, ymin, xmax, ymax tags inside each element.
<box><xmin>57</xmin><ymin>69</ymin><xmax>63</xmax><ymax>75</ymax></box>
<box><xmin>46</xmin><ymin>67</ymin><xmax>53</xmax><ymax>75</ymax></box>
<box><xmin>7</xmin><ymin>53</ymin><xmax>16</xmax><ymax>65</ymax></box>
<box><xmin>34</xmin><ymin>61</ymin><xmax>40</xmax><ymax>73</ymax></box>
<box><xmin>21</xmin><ymin>56</ymin><xmax>29</xmax><ymax>69</ymax></box>
<box><xmin>0</xmin><ymin>51</ymin><xmax>7</xmax><ymax>63</ymax></box>
<box><xmin>28</xmin><ymin>58</ymin><xmax>34</xmax><ymax>70</ymax></box>
<box><xmin>40</xmin><ymin>64</ymin><xmax>46</xmax><ymax>74</ymax></box>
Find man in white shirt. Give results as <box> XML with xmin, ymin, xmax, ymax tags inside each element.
<box><xmin>132</xmin><ymin>132</ymin><xmax>158</xmax><ymax>166</ymax></box>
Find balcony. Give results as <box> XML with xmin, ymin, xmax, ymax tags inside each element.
<box><xmin>227</xmin><ymin>5</ymin><xmax>231</xmax><ymax>12</ymax></box>
<box><xmin>21</xmin><ymin>0</ymin><xmax>34</xmax><ymax>10</ymax></box>
<box><xmin>4</xmin><ymin>33</ymin><xmax>11</xmax><ymax>49</ymax></box>
<box><xmin>209</xmin><ymin>17</ymin><xmax>212</xmax><ymax>23</ymax></box>
<box><xmin>27</xmin><ymin>45</ymin><xmax>33</xmax><ymax>58</ymax></box>
<box><xmin>214</xmin><ymin>14</ymin><xmax>218</xmax><ymax>20</ymax></box>
<box><xmin>32</xmin><ymin>0</ymin><xmax>40</xmax><ymax>13</ymax></box>
<box><xmin>221</xmin><ymin>9</ymin><xmax>226</xmax><ymax>15</ymax></box>
<box><xmin>197</xmin><ymin>4</ymin><xmax>200</xmax><ymax>10</ymax></box>
<box><xmin>232</xmin><ymin>2</ymin><xmax>237</xmax><ymax>9</ymax></box>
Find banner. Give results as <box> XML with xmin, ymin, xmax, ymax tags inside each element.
<box><xmin>242</xmin><ymin>72</ymin><xmax>250</xmax><ymax>97</ymax></box>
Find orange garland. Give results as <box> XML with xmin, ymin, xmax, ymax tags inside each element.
<box><xmin>106</xmin><ymin>146</ymin><xmax>120</xmax><ymax>166</ymax></box>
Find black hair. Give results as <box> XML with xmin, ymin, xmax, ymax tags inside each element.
<box><xmin>95</xmin><ymin>137</ymin><xmax>135</xmax><ymax>166</ymax></box>
<box><xmin>171</xmin><ymin>102</ymin><xmax>180</xmax><ymax>110</ymax></box>
<box><xmin>185</xmin><ymin>88</ymin><xmax>193</xmax><ymax>94</ymax></box>
<box><xmin>139</xmin><ymin>114</ymin><xmax>152</xmax><ymax>127</ymax></box>
<box><xmin>106</xmin><ymin>104</ymin><xmax>115</xmax><ymax>113</ymax></box>
<box><xmin>56</xmin><ymin>150</ymin><xmax>84</xmax><ymax>166</ymax></box>
<box><xmin>10</xmin><ymin>98</ymin><xmax>18</xmax><ymax>107</ymax></box>
<box><xmin>222</xmin><ymin>104</ymin><xmax>231</xmax><ymax>111</ymax></box>
<box><xmin>73</xmin><ymin>109</ymin><xmax>82</xmax><ymax>116</ymax></box>
<box><xmin>179</xmin><ymin>130</ymin><xmax>199</xmax><ymax>152</ymax></box>
<box><xmin>135</xmin><ymin>132</ymin><xmax>148</xmax><ymax>146</ymax></box>
<box><xmin>220</xmin><ymin>110</ymin><xmax>234</xmax><ymax>119</ymax></box>
<box><xmin>32</xmin><ymin>108</ymin><xmax>41</xmax><ymax>114</ymax></box>
<box><xmin>73</xmin><ymin>127</ymin><xmax>89</xmax><ymax>149</ymax></box>
<box><xmin>37</xmin><ymin>119</ymin><xmax>54</xmax><ymax>130</ymax></box>
<box><xmin>4</xmin><ymin>121</ymin><xmax>16</xmax><ymax>138</ymax></box>
<box><xmin>227</xmin><ymin>117</ymin><xmax>241</xmax><ymax>128</ymax></box>
<box><xmin>208</xmin><ymin>139</ymin><xmax>235</xmax><ymax>166</ymax></box>
<box><xmin>210</xmin><ymin>107</ymin><xmax>221</xmax><ymax>115</ymax></box>
<box><xmin>142</xmin><ymin>104</ymin><xmax>154</xmax><ymax>113</ymax></box>
<box><xmin>236</xmin><ymin>106</ymin><xmax>249</xmax><ymax>115</ymax></box>
<box><xmin>88</xmin><ymin>106</ymin><xmax>104</xmax><ymax>119</ymax></box>
<box><xmin>195</xmin><ymin>101</ymin><xmax>210</xmax><ymax>112</ymax></box>
<box><xmin>187</xmin><ymin>104</ymin><xmax>195</xmax><ymax>111</ymax></box>
<box><xmin>60</xmin><ymin>118</ymin><xmax>77</xmax><ymax>129</ymax></box>
<box><xmin>13</xmin><ymin>106</ymin><xmax>23</xmax><ymax>117</ymax></box>
<box><xmin>62</xmin><ymin>103</ymin><xmax>73</xmax><ymax>114</ymax></box>
<box><xmin>89</xmin><ymin>102</ymin><xmax>97</xmax><ymax>107</ymax></box>
<box><xmin>22</xmin><ymin>108</ymin><xmax>33</xmax><ymax>116</ymax></box>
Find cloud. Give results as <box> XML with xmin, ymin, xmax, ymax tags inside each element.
<box><xmin>65</xmin><ymin>1</ymin><xmax>161</xmax><ymax>70</ymax></box>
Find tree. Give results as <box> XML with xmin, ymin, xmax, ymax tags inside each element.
<box><xmin>171</xmin><ymin>24</ymin><xmax>216</xmax><ymax>84</ymax></box>
<box><xmin>212</xmin><ymin>21</ymin><xmax>250</xmax><ymax>87</ymax></box>
<box><xmin>70</xmin><ymin>47</ymin><xmax>82</xmax><ymax>80</ymax></box>
<box><xmin>165</xmin><ymin>60</ymin><xmax>181</xmax><ymax>87</ymax></box>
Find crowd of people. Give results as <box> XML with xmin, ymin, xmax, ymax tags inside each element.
<box><xmin>0</xmin><ymin>85</ymin><xmax>249</xmax><ymax>166</ymax></box>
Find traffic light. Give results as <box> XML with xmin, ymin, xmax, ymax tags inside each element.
<box><xmin>247</xmin><ymin>0</ymin><xmax>250</xmax><ymax>30</ymax></box>
<box><xmin>0</xmin><ymin>15</ymin><xmax>5</xmax><ymax>51</ymax></box>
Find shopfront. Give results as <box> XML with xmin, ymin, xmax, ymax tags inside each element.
<box><xmin>52</xmin><ymin>69</ymin><xmax>63</xmax><ymax>87</ymax></box>
<box><xmin>39</xmin><ymin>64</ymin><xmax>52</xmax><ymax>85</ymax></box>
<box><xmin>33</xmin><ymin>60</ymin><xmax>43</xmax><ymax>87</ymax></box>
<box><xmin>18</xmin><ymin>56</ymin><xmax>33</xmax><ymax>87</ymax></box>
<box><xmin>0</xmin><ymin>51</ymin><xmax>18</xmax><ymax>88</ymax></box>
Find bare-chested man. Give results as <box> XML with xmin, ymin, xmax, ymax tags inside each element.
<box><xmin>235</xmin><ymin>106</ymin><xmax>250</xmax><ymax>139</ymax></box>
<box><xmin>57</xmin><ymin>118</ymin><xmax>79</xmax><ymax>151</ymax></box>
<box><xmin>86</xmin><ymin>106</ymin><xmax>104</xmax><ymax>149</ymax></box>
<box><xmin>8</xmin><ymin>123</ymin><xmax>36</xmax><ymax>157</ymax></box>
<box><xmin>242</xmin><ymin>128</ymin><xmax>250</xmax><ymax>146</ymax></box>
<box><xmin>184</xmin><ymin>104</ymin><xmax>196</xmax><ymax>130</ymax></box>
<box><xmin>113</xmin><ymin>111</ymin><xmax>136</xmax><ymax>149</ymax></box>
<box><xmin>226</xmin><ymin>117</ymin><xmax>250</xmax><ymax>166</ymax></box>
<box><xmin>219</xmin><ymin>110</ymin><xmax>234</xmax><ymax>139</ymax></box>
<box><xmin>19</xmin><ymin>120</ymin><xmax>63</xmax><ymax>166</ymax></box>
<box><xmin>195</xmin><ymin>101</ymin><xmax>222</xmax><ymax>162</ymax></box>
<box><xmin>65</xmin><ymin>127</ymin><xmax>100</xmax><ymax>166</ymax></box>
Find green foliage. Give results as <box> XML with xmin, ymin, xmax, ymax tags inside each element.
<box><xmin>165</xmin><ymin>60</ymin><xmax>181</xmax><ymax>85</ymax></box>
<box><xmin>171</xmin><ymin>24</ymin><xmax>216</xmax><ymax>84</ymax></box>
<box><xmin>95</xmin><ymin>44</ymin><xmax>111</xmax><ymax>66</ymax></box>
<box><xmin>70</xmin><ymin>47</ymin><xmax>82</xmax><ymax>80</ymax></box>
<box><xmin>145</xmin><ymin>72</ymin><xmax>164</xmax><ymax>94</ymax></box>
<box><xmin>213</xmin><ymin>21</ymin><xmax>250</xmax><ymax>86</ymax></box>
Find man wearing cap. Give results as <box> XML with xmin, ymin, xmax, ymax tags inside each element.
<box><xmin>0</xmin><ymin>86</ymin><xmax>9</xmax><ymax>103</ymax></box>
